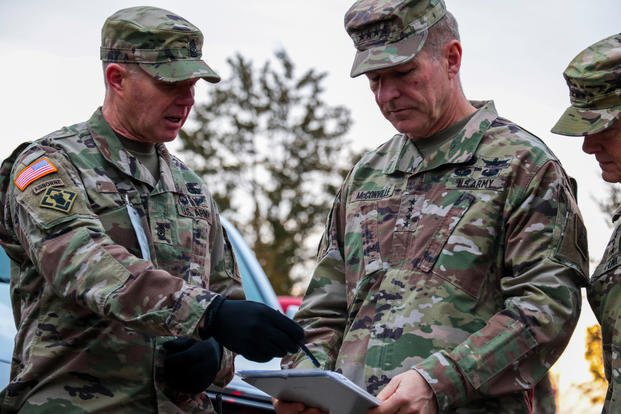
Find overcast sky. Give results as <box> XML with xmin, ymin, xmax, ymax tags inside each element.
<box><xmin>1</xmin><ymin>1</ymin><xmax>619</xmax><ymax>411</ymax></box>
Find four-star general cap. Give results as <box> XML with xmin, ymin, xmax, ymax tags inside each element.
<box><xmin>100</xmin><ymin>6</ymin><xmax>220</xmax><ymax>83</ymax></box>
<box><xmin>552</xmin><ymin>33</ymin><xmax>621</xmax><ymax>136</ymax></box>
<box><xmin>344</xmin><ymin>0</ymin><xmax>446</xmax><ymax>77</ymax></box>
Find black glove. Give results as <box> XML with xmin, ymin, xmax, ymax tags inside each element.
<box><xmin>201</xmin><ymin>297</ymin><xmax>304</xmax><ymax>362</ymax></box>
<box><xmin>162</xmin><ymin>337</ymin><xmax>222</xmax><ymax>394</ymax></box>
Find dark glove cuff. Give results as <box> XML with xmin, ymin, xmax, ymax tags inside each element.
<box><xmin>199</xmin><ymin>295</ymin><xmax>225</xmax><ymax>339</ymax></box>
<box><xmin>214</xmin><ymin>341</ymin><xmax>223</xmax><ymax>369</ymax></box>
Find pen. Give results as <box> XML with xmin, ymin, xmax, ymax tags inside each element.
<box><xmin>300</xmin><ymin>343</ymin><xmax>321</xmax><ymax>368</ymax></box>
<box><xmin>215</xmin><ymin>393</ymin><xmax>222</xmax><ymax>414</ymax></box>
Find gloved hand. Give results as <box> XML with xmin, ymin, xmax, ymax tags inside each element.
<box><xmin>201</xmin><ymin>297</ymin><xmax>304</xmax><ymax>362</ymax></box>
<box><xmin>162</xmin><ymin>337</ymin><xmax>222</xmax><ymax>394</ymax></box>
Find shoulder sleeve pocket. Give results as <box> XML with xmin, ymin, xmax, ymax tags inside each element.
<box><xmin>551</xmin><ymin>188</ymin><xmax>589</xmax><ymax>284</ymax></box>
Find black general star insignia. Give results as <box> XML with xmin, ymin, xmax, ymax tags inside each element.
<box><xmin>40</xmin><ymin>187</ymin><xmax>77</xmax><ymax>214</ymax></box>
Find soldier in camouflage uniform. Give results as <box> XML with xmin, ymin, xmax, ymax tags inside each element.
<box><xmin>277</xmin><ymin>1</ymin><xmax>588</xmax><ymax>413</ymax></box>
<box><xmin>0</xmin><ymin>6</ymin><xmax>303</xmax><ymax>413</ymax></box>
<box><xmin>551</xmin><ymin>33</ymin><xmax>621</xmax><ymax>414</ymax></box>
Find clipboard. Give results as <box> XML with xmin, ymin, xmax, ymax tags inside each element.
<box><xmin>238</xmin><ymin>369</ymin><xmax>380</xmax><ymax>413</ymax></box>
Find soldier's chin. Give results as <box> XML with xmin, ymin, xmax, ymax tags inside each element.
<box><xmin>601</xmin><ymin>171</ymin><xmax>621</xmax><ymax>183</ymax></box>
<box><xmin>157</xmin><ymin>128</ymin><xmax>182</xmax><ymax>143</ymax></box>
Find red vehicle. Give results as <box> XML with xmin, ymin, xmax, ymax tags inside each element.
<box><xmin>277</xmin><ymin>296</ymin><xmax>302</xmax><ymax>318</ymax></box>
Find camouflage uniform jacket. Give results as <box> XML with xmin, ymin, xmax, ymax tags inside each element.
<box><xmin>0</xmin><ymin>109</ymin><xmax>243</xmax><ymax>413</ymax></box>
<box><xmin>283</xmin><ymin>101</ymin><xmax>588</xmax><ymax>413</ymax></box>
<box><xmin>588</xmin><ymin>210</ymin><xmax>621</xmax><ymax>414</ymax></box>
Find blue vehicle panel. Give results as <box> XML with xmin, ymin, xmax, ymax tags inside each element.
<box><xmin>0</xmin><ymin>248</ymin><xmax>15</xmax><ymax>387</ymax></box>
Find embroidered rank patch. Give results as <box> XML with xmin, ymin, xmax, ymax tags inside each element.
<box><xmin>40</xmin><ymin>188</ymin><xmax>77</xmax><ymax>214</ymax></box>
<box><xmin>154</xmin><ymin>221</ymin><xmax>173</xmax><ymax>244</ymax></box>
<box><xmin>14</xmin><ymin>157</ymin><xmax>58</xmax><ymax>191</ymax></box>
<box><xmin>32</xmin><ymin>178</ymin><xmax>65</xmax><ymax>194</ymax></box>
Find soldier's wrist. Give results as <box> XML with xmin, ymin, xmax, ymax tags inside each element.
<box><xmin>198</xmin><ymin>295</ymin><xmax>225</xmax><ymax>339</ymax></box>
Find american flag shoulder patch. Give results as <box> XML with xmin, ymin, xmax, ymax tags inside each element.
<box><xmin>14</xmin><ymin>157</ymin><xmax>59</xmax><ymax>191</ymax></box>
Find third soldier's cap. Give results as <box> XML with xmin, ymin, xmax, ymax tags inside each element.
<box><xmin>552</xmin><ymin>33</ymin><xmax>621</xmax><ymax>136</ymax></box>
<box><xmin>100</xmin><ymin>6</ymin><xmax>220</xmax><ymax>83</ymax></box>
<box><xmin>344</xmin><ymin>0</ymin><xmax>446</xmax><ymax>78</ymax></box>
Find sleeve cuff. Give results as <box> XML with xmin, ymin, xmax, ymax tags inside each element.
<box><xmin>213</xmin><ymin>346</ymin><xmax>235</xmax><ymax>387</ymax></box>
<box><xmin>197</xmin><ymin>294</ymin><xmax>224</xmax><ymax>339</ymax></box>
<box><xmin>414</xmin><ymin>351</ymin><xmax>469</xmax><ymax>412</ymax></box>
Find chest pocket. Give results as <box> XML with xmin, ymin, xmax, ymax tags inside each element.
<box><xmin>93</xmin><ymin>181</ymin><xmax>143</xmax><ymax>258</ymax></box>
<box><xmin>391</xmin><ymin>191</ymin><xmax>474</xmax><ymax>273</ymax></box>
<box><xmin>358</xmin><ymin>202</ymin><xmax>384</xmax><ymax>276</ymax></box>
<box><xmin>93</xmin><ymin>180</ymin><xmax>212</xmax><ymax>283</ymax></box>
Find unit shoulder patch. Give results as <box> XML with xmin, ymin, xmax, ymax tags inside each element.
<box><xmin>40</xmin><ymin>187</ymin><xmax>77</xmax><ymax>214</ymax></box>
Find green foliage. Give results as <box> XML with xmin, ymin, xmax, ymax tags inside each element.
<box><xmin>585</xmin><ymin>324</ymin><xmax>606</xmax><ymax>384</ymax></box>
<box><xmin>179</xmin><ymin>50</ymin><xmax>359</xmax><ymax>294</ymax></box>
<box><xmin>578</xmin><ymin>324</ymin><xmax>607</xmax><ymax>405</ymax></box>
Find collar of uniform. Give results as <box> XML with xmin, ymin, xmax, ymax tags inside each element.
<box><xmin>383</xmin><ymin>100</ymin><xmax>498</xmax><ymax>175</ymax></box>
<box><xmin>382</xmin><ymin>133</ymin><xmax>424</xmax><ymax>174</ymax></box>
<box><xmin>151</xmin><ymin>144</ymin><xmax>179</xmax><ymax>195</ymax></box>
<box><xmin>88</xmin><ymin>108</ymin><xmax>159</xmax><ymax>188</ymax></box>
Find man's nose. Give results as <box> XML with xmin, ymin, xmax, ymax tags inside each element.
<box><xmin>582</xmin><ymin>135</ymin><xmax>599</xmax><ymax>154</ymax></box>
<box><xmin>375</xmin><ymin>78</ymin><xmax>400</xmax><ymax>105</ymax></box>
<box><xmin>177</xmin><ymin>85</ymin><xmax>195</xmax><ymax>106</ymax></box>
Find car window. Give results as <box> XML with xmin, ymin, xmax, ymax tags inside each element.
<box><xmin>234</xmin><ymin>249</ymin><xmax>263</xmax><ymax>302</ymax></box>
<box><xmin>0</xmin><ymin>249</ymin><xmax>9</xmax><ymax>284</ymax></box>
<box><xmin>220</xmin><ymin>217</ymin><xmax>281</xmax><ymax>311</ymax></box>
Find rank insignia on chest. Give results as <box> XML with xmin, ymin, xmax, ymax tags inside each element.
<box><xmin>14</xmin><ymin>157</ymin><xmax>58</xmax><ymax>191</ymax></box>
<box><xmin>40</xmin><ymin>188</ymin><xmax>77</xmax><ymax>214</ymax></box>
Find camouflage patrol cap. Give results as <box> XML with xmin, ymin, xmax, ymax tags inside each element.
<box><xmin>100</xmin><ymin>6</ymin><xmax>220</xmax><ymax>83</ymax></box>
<box><xmin>344</xmin><ymin>0</ymin><xmax>446</xmax><ymax>77</ymax></box>
<box><xmin>552</xmin><ymin>33</ymin><xmax>621</xmax><ymax>136</ymax></box>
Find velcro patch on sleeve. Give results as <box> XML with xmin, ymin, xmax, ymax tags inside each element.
<box><xmin>40</xmin><ymin>188</ymin><xmax>77</xmax><ymax>214</ymax></box>
<box><xmin>14</xmin><ymin>157</ymin><xmax>58</xmax><ymax>191</ymax></box>
<box><xmin>32</xmin><ymin>178</ymin><xmax>65</xmax><ymax>194</ymax></box>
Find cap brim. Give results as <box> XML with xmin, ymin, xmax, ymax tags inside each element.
<box><xmin>350</xmin><ymin>31</ymin><xmax>427</xmax><ymax>78</ymax></box>
<box><xmin>139</xmin><ymin>59</ymin><xmax>221</xmax><ymax>83</ymax></box>
<box><xmin>551</xmin><ymin>105</ymin><xmax>621</xmax><ymax>136</ymax></box>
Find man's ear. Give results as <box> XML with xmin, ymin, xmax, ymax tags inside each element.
<box><xmin>105</xmin><ymin>63</ymin><xmax>128</xmax><ymax>93</ymax></box>
<box><xmin>444</xmin><ymin>40</ymin><xmax>462</xmax><ymax>80</ymax></box>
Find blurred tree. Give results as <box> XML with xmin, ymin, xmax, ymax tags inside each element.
<box><xmin>585</xmin><ymin>325</ymin><xmax>606</xmax><ymax>384</ymax></box>
<box><xmin>594</xmin><ymin>182</ymin><xmax>621</xmax><ymax>226</ymax></box>
<box><xmin>179</xmin><ymin>50</ymin><xmax>360</xmax><ymax>295</ymax></box>
<box><xmin>579</xmin><ymin>324</ymin><xmax>607</xmax><ymax>405</ymax></box>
